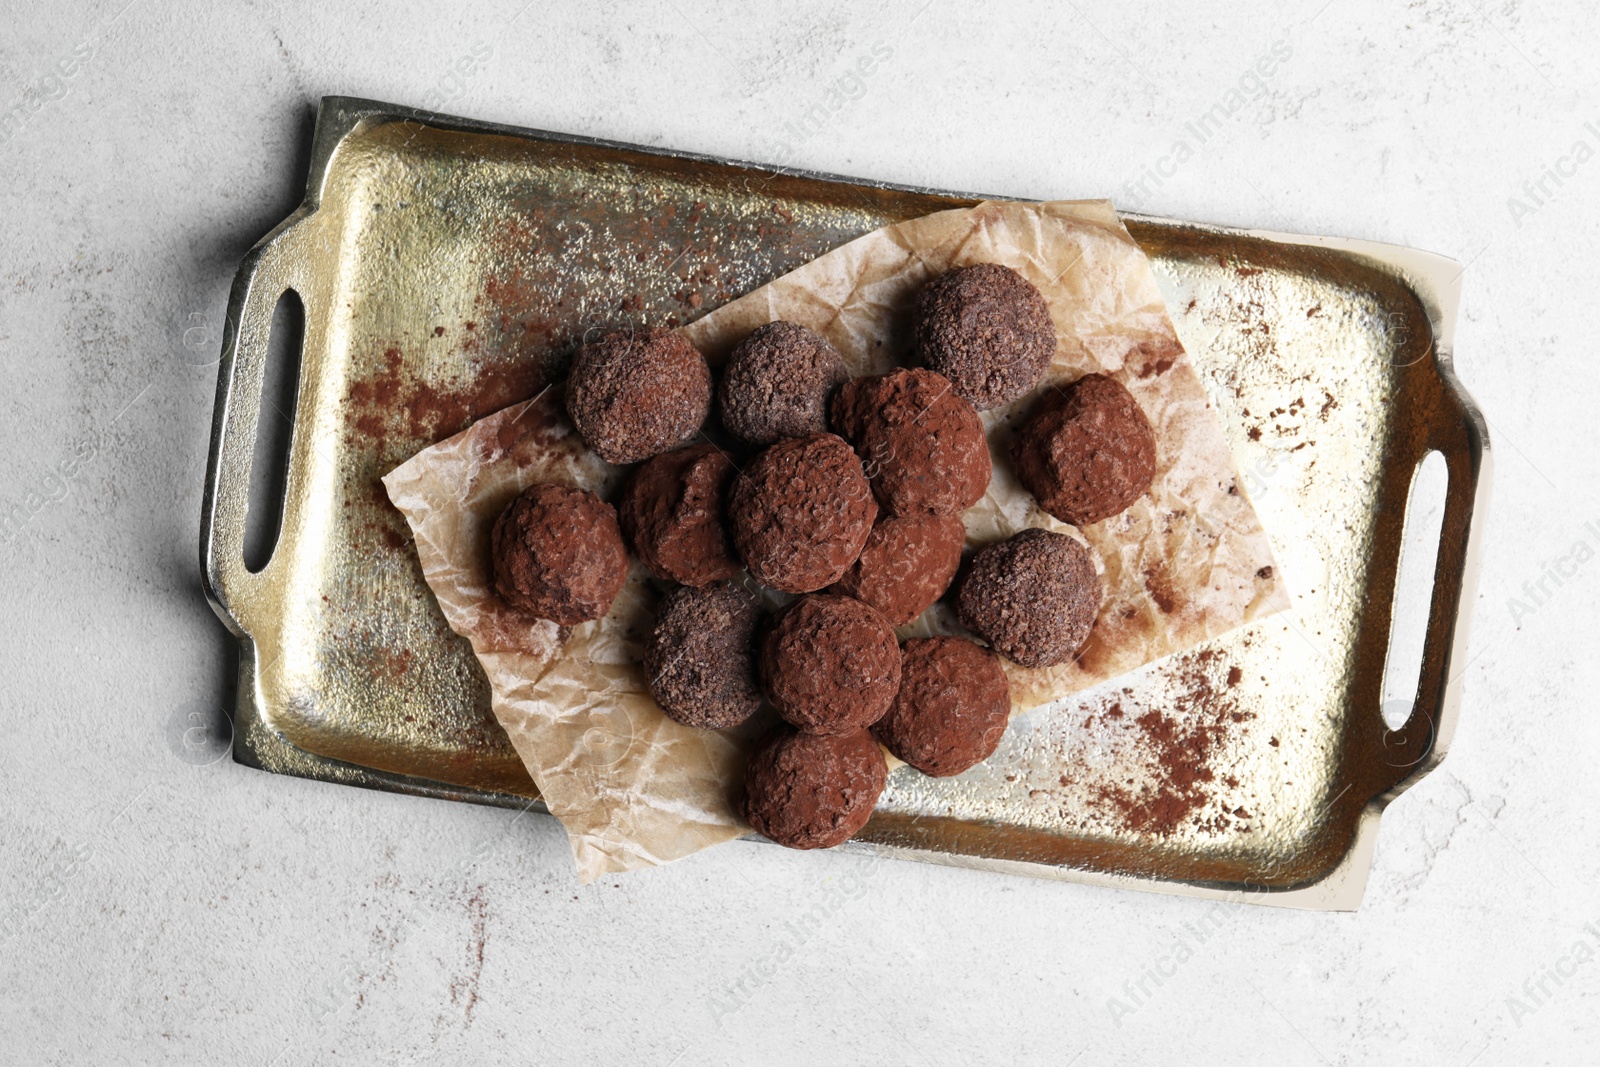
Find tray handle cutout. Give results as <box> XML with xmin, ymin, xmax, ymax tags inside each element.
<box><xmin>200</xmin><ymin>218</ymin><xmax>314</xmax><ymax>638</ymax></box>
<box><xmin>1380</xmin><ymin>451</ymin><xmax>1449</xmax><ymax>739</ymax></box>
<box><xmin>243</xmin><ymin>289</ymin><xmax>305</xmax><ymax>573</ymax></box>
<box><xmin>1372</xmin><ymin>355</ymin><xmax>1489</xmax><ymax>796</ymax></box>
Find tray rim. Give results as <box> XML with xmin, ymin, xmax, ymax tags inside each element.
<box><xmin>201</xmin><ymin>96</ymin><xmax>1490</xmax><ymax>910</ymax></box>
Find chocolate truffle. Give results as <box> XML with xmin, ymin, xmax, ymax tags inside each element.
<box><xmin>618</xmin><ymin>443</ymin><xmax>742</xmax><ymax>587</ymax></box>
<box><xmin>760</xmin><ymin>594</ymin><xmax>901</xmax><ymax>734</ymax></box>
<box><xmin>726</xmin><ymin>433</ymin><xmax>877</xmax><ymax>594</ymax></box>
<box><xmin>1011</xmin><ymin>372</ymin><xmax>1157</xmax><ymax>526</ymax></box>
<box><xmin>829</xmin><ymin>368</ymin><xmax>991</xmax><ymax>517</ymax></box>
<box><xmin>565</xmin><ymin>326</ymin><xmax>712</xmax><ymax>464</ymax></box>
<box><xmin>643</xmin><ymin>583</ymin><xmax>762</xmax><ymax>729</ymax></box>
<box><xmin>914</xmin><ymin>263</ymin><xmax>1056</xmax><ymax>410</ymax></box>
<box><xmin>873</xmin><ymin>637</ymin><xmax>1012</xmax><ymax>777</ymax></box>
<box><xmin>957</xmin><ymin>528</ymin><xmax>1101</xmax><ymax>668</ymax></box>
<box><xmin>717</xmin><ymin>321</ymin><xmax>849</xmax><ymax>447</ymax></box>
<box><xmin>490</xmin><ymin>483</ymin><xmax>628</xmax><ymax>625</ymax></box>
<box><xmin>829</xmin><ymin>513</ymin><xmax>966</xmax><ymax>626</ymax></box>
<box><xmin>742</xmin><ymin>726</ymin><xmax>887</xmax><ymax>850</ymax></box>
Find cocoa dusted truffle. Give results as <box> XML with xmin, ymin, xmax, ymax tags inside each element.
<box><xmin>717</xmin><ymin>321</ymin><xmax>849</xmax><ymax>447</ymax></box>
<box><xmin>742</xmin><ymin>726</ymin><xmax>887</xmax><ymax>850</ymax></box>
<box><xmin>643</xmin><ymin>583</ymin><xmax>762</xmax><ymax>729</ymax></box>
<box><xmin>915</xmin><ymin>263</ymin><xmax>1056</xmax><ymax>410</ymax></box>
<box><xmin>1011</xmin><ymin>372</ymin><xmax>1157</xmax><ymax>526</ymax></box>
<box><xmin>565</xmin><ymin>327</ymin><xmax>712</xmax><ymax>464</ymax></box>
<box><xmin>829</xmin><ymin>513</ymin><xmax>966</xmax><ymax>626</ymax></box>
<box><xmin>490</xmin><ymin>483</ymin><xmax>628</xmax><ymax>625</ymax></box>
<box><xmin>829</xmin><ymin>368</ymin><xmax>991</xmax><ymax>517</ymax></box>
<box><xmin>618</xmin><ymin>443</ymin><xmax>742</xmax><ymax>587</ymax></box>
<box><xmin>957</xmin><ymin>528</ymin><xmax>1101</xmax><ymax>668</ymax></box>
<box><xmin>873</xmin><ymin>637</ymin><xmax>1012</xmax><ymax>777</ymax></box>
<box><xmin>726</xmin><ymin>433</ymin><xmax>877</xmax><ymax>594</ymax></box>
<box><xmin>760</xmin><ymin>594</ymin><xmax>901</xmax><ymax>735</ymax></box>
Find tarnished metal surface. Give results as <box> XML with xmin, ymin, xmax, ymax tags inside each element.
<box><xmin>201</xmin><ymin>97</ymin><xmax>1487</xmax><ymax>907</ymax></box>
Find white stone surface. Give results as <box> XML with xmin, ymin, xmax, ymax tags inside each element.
<box><xmin>2</xmin><ymin>1</ymin><xmax>1596</xmax><ymax>1063</ymax></box>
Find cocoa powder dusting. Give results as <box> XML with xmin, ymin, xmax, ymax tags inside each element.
<box><xmin>1143</xmin><ymin>564</ymin><xmax>1179</xmax><ymax>614</ymax></box>
<box><xmin>346</xmin><ymin>346</ymin><xmax>545</xmax><ymax>449</ymax></box>
<box><xmin>1085</xmin><ymin>649</ymin><xmax>1255</xmax><ymax>837</ymax></box>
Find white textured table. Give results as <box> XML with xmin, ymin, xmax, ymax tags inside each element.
<box><xmin>2</xmin><ymin>2</ymin><xmax>1595</xmax><ymax>1063</ymax></box>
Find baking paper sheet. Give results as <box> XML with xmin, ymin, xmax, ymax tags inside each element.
<box><xmin>384</xmin><ymin>199</ymin><xmax>1288</xmax><ymax>881</ymax></box>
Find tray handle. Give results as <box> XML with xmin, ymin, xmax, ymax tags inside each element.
<box><xmin>1372</xmin><ymin>311</ymin><xmax>1491</xmax><ymax>798</ymax></box>
<box><xmin>199</xmin><ymin>214</ymin><xmax>314</xmax><ymax>639</ymax></box>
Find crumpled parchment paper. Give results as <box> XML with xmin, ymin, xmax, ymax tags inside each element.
<box><xmin>384</xmin><ymin>199</ymin><xmax>1288</xmax><ymax>882</ymax></box>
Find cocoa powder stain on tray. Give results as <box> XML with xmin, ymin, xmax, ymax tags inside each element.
<box><xmin>1076</xmin><ymin>648</ymin><xmax>1256</xmax><ymax>837</ymax></box>
<box><xmin>345</xmin><ymin>346</ymin><xmax>546</xmax><ymax>449</ymax></box>
<box><xmin>341</xmin><ymin>467</ymin><xmax>416</xmax><ymax>552</ymax></box>
<box><xmin>342</xmin><ymin>340</ymin><xmax>546</xmax><ymax>558</ymax></box>
<box><xmin>471</xmin><ymin>203</ymin><xmax>731</xmax><ymax>369</ymax></box>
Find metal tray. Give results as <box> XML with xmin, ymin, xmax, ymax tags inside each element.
<box><xmin>201</xmin><ymin>97</ymin><xmax>1489</xmax><ymax>909</ymax></box>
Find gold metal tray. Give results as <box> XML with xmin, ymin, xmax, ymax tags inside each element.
<box><xmin>200</xmin><ymin>97</ymin><xmax>1488</xmax><ymax>908</ymax></box>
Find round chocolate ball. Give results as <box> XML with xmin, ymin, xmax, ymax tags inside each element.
<box><xmin>873</xmin><ymin>637</ymin><xmax>1012</xmax><ymax>777</ymax></box>
<box><xmin>1011</xmin><ymin>372</ymin><xmax>1157</xmax><ymax>526</ymax></box>
<box><xmin>717</xmin><ymin>320</ymin><xmax>849</xmax><ymax>447</ymax></box>
<box><xmin>742</xmin><ymin>726</ymin><xmax>887</xmax><ymax>850</ymax></box>
<box><xmin>490</xmin><ymin>483</ymin><xmax>628</xmax><ymax>625</ymax></box>
<box><xmin>829</xmin><ymin>368</ymin><xmax>991</xmax><ymax>517</ymax></box>
<box><xmin>726</xmin><ymin>433</ymin><xmax>877</xmax><ymax>594</ymax></box>
<box><xmin>618</xmin><ymin>443</ymin><xmax>742</xmax><ymax>587</ymax></box>
<box><xmin>760</xmin><ymin>594</ymin><xmax>901</xmax><ymax>735</ymax></box>
<box><xmin>565</xmin><ymin>326</ymin><xmax>712</xmax><ymax>464</ymax></box>
<box><xmin>643</xmin><ymin>583</ymin><xmax>762</xmax><ymax>729</ymax></box>
<box><xmin>829</xmin><ymin>512</ymin><xmax>966</xmax><ymax>626</ymax></box>
<box><xmin>957</xmin><ymin>528</ymin><xmax>1101</xmax><ymax>668</ymax></box>
<box><xmin>915</xmin><ymin>263</ymin><xmax>1056</xmax><ymax>410</ymax></box>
